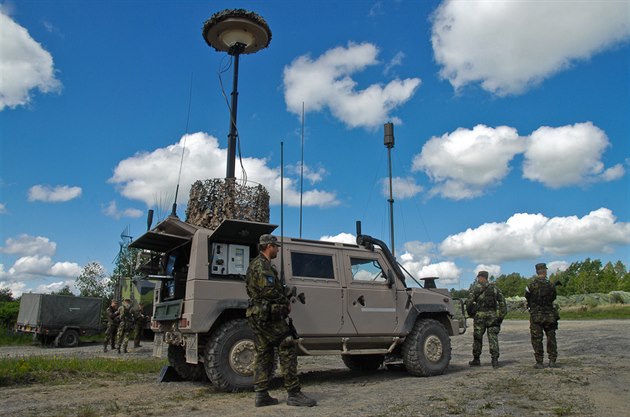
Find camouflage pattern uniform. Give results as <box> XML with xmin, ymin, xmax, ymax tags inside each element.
<box><xmin>525</xmin><ymin>264</ymin><xmax>558</xmax><ymax>367</ymax></box>
<box><xmin>103</xmin><ymin>302</ymin><xmax>119</xmax><ymax>352</ymax></box>
<box><xmin>115</xmin><ymin>300</ymin><xmax>133</xmax><ymax>353</ymax></box>
<box><xmin>132</xmin><ymin>304</ymin><xmax>147</xmax><ymax>348</ymax></box>
<box><xmin>466</xmin><ymin>273</ymin><xmax>507</xmax><ymax>366</ymax></box>
<box><xmin>246</xmin><ymin>253</ymin><xmax>299</xmax><ymax>393</ymax></box>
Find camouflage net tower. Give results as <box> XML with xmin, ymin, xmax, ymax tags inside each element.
<box><xmin>185</xmin><ymin>179</ymin><xmax>270</xmax><ymax>229</ymax></box>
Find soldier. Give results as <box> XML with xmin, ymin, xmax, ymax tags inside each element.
<box><xmin>246</xmin><ymin>234</ymin><xmax>316</xmax><ymax>408</ymax></box>
<box><xmin>525</xmin><ymin>263</ymin><xmax>558</xmax><ymax>368</ymax></box>
<box><xmin>103</xmin><ymin>300</ymin><xmax>119</xmax><ymax>352</ymax></box>
<box><xmin>132</xmin><ymin>302</ymin><xmax>147</xmax><ymax>348</ymax></box>
<box><xmin>115</xmin><ymin>299</ymin><xmax>133</xmax><ymax>353</ymax></box>
<box><xmin>466</xmin><ymin>271</ymin><xmax>507</xmax><ymax>369</ymax></box>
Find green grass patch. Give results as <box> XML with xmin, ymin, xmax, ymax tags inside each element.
<box><xmin>0</xmin><ymin>355</ymin><xmax>166</xmax><ymax>387</ymax></box>
<box><xmin>506</xmin><ymin>304</ymin><xmax>630</xmax><ymax>320</ymax></box>
<box><xmin>0</xmin><ymin>327</ymin><xmax>35</xmax><ymax>346</ymax></box>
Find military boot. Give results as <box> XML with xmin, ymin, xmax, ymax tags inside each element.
<box><xmin>491</xmin><ymin>358</ymin><xmax>499</xmax><ymax>369</ymax></box>
<box><xmin>468</xmin><ymin>357</ymin><xmax>481</xmax><ymax>367</ymax></box>
<box><xmin>287</xmin><ymin>390</ymin><xmax>317</xmax><ymax>407</ymax></box>
<box><xmin>255</xmin><ymin>391</ymin><xmax>278</xmax><ymax>407</ymax></box>
<box><xmin>116</xmin><ymin>346</ymin><xmax>121</xmax><ymax>354</ymax></box>
<box><xmin>103</xmin><ymin>343</ymin><xmax>108</xmax><ymax>352</ymax></box>
<box><xmin>548</xmin><ymin>359</ymin><xmax>557</xmax><ymax>368</ymax></box>
<box><xmin>533</xmin><ymin>361</ymin><xmax>544</xmax><ymax>369</ymax></box>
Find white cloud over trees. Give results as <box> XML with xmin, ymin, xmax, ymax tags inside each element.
<box><xmin>109</xmin><ymin>132</ymin><xmax>338</xmax><ymax>209</ymax></box>
<box><xmin>283</xmin><ymin>42</ymin><xmax>421</xmax><ymax>129</ymax></box>
<box><xmin>440</xmin><ymin>208</ymin><xmax>630</xmax><ymax>263</ymax></box>
<box><xmin>431</xmin><ymin>0</ymin><xmax>630</xmax><ymax>95</ymax></box>
<box><xmin>0</xmin><ymin>10</ymin><xmax>61</xmax><ymax>110</ymax></box>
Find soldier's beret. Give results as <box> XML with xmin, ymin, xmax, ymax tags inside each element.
<box><xmin>535</xmin><ymin>263</ymin><xmax>547</xmax><ymax>271</ymax></box>
<box><xmin>477</xmin><ymin>270</ymin><xmax>489</xmax><ymax>279</ymax></box>
<box><xmin>259</xmin><ymin>234</ymin><xmax>281</xmax><ymax>246</ymax></box>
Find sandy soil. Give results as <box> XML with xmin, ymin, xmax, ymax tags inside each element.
<box><xmin>1</xmin><ymin>320</ymin><xmax>628</xmax><ymax>417</ymax></box>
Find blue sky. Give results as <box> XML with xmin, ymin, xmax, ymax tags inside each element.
<box><xmin>1</xmin><ymin>0</ymin><xmax>629</xmax><ymax>297</ymax></box>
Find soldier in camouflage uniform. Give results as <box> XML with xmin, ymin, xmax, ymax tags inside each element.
<box><xmin>115</xmin><ymin>299</ymin><xmax>133</xmax><ymax>353</ymax></box>
<box><xmin>466</xmin><ymin>271</ymin><xmax>507</xmax><ymax>369</ymax></box>
<box><xmin>246</xmin><ymin>234</ymin><xmax>316</xmax><ymax>408</ymax></box>
<box><xmin>103</xmin><ymin>300</ymin><xmax>119</xmax><ymax>352</ymax></box>
<box><xmin>525</xmin><ymin>263</ymin><xmax>558</xmax><ymax>368</ymax></box>
<box><xmin>132</xmin><ymin>302</ymin><xmax>147</xmax><ymax>348</ymax></box>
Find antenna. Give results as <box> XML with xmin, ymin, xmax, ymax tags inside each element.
<box><xmin>280</xmin><ymin>141</ymin><xmax>285</xmax><ymax>283</ymax></box>
<box><xmin>299</xmin><ymin>102</ymin><xmax>304</xmax><ymax>238</ymax></box>
<box><xmin>384</xmin><ymin>122</ymin><xmax>395</xmax><ymax>258</ymax></box>
<box><xmin>171</xmin><ymin>74</ymin><xmax>194</xmax><ymax>217</ymax></box>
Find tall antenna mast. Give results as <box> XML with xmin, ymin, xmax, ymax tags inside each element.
<box><xmin>171</xmin><ymin>74</ymin><xmax>194</xmax><ymax>217</ymax></box>
<box><xmin>299</xmin><ymin>102</ymin><xmax>305</xmax><ymax>238</ymax></box>
<box><xmin>384</xmin><ymin>122</ymin><xmax>395</xmax><ymax>258</ymax></box>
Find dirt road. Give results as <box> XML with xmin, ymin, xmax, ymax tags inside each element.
<box><xmin>1</xmin><ymin>320</ymin><xmax>628</xmax><ymax>417</ymax></box>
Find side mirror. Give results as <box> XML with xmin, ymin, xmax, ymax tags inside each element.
<box><xmin>387</xmin><ymin>270</ymin><xmax>395</xmax><ymax>288</ymax></box>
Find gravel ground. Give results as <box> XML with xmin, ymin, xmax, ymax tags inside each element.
<box><xmin>1</xmin><ymin>320</ymin><xmax>628</xmax><ymax>417</ymax></box>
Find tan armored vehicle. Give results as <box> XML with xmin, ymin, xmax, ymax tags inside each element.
<box><xmin>131</xmin><ymin>216</ymin><xmax>465</xmax><ymax>391</ymax></box>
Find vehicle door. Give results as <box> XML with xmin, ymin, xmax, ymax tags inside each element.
<box><xmin>345</xmin><ymin>251</ymin><xmax>398</xmax><ymax>335</ymax></box>
<box><xmin>281</xmin><ymin>245</ymin><xmax>351</xmax><ymax>336</ymax></box>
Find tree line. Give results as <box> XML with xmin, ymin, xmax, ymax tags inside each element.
<box><xmin>450</xmin><ymin>259</ymin><xmax>630</xmax><ymax>299</ymax></box>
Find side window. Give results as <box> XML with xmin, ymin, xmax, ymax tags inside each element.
<box><xmin>351</xmin><ymin>258</ymin><xmax>386</xmax><ymax>283</ymax></box>
<box><xmin>291</xmin><ymin>252</ymin><xmax>335</xmax><ymax>279</ymax></box>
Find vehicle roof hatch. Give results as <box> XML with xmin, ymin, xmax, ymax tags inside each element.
<box><xmin>130</xmin><ymin>216</ymin><xmax>198</xmax><ymax>253</ymax></box>
<box><xmin>209</xmin><ymin>219</ymin><xmax>277</xmax><ymax>245</ymax></box>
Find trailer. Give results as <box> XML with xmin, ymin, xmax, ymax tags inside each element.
<box><xmin>15</xmin><ymin>293</ymin><xmax>103</xmax><ymax>347</ymax></box>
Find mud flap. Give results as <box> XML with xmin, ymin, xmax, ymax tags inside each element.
<box><xmin>153</xmin><ymin>332</ymin><xmax>165</xmax><ymax>357</ymax></box>
<box><xmin>185</xmin><ymin>333</ymin><xmax>198</xmax><ymax>364</ymax></box>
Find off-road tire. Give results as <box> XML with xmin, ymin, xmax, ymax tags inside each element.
<box><xmin>59</xmin><ymin>329</ymin><xmax>80</xmax><ymax>348</ymax></box>
<box><xmin>167</xmin><ymin>344</ymin><xmax>208</xmax><ymax>382</ymax></box>
<box><xmin>402</xmin><ymin>318</ymin><xmax>451</xmax><ymax>376</ymax></box>
<box><xmin>204</xmin><ymin>319</ymin><xmax>257</xmax><ymax>392</ymax></box>
<box><xmin>342</xmin><ymin>354</ymin><xmax>385</xmax><ymax>371</ymax></box>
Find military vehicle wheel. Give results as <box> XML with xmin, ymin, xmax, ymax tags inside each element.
<box><xmin>167</xmin><ymin>345</ymin><xmax>208</xmax><ymax>381</ymax></box>
<box><xmin>59</xmin><ymin>329</ymin><xmax>80</xmax><ymax>347</ymax></box>
<box><xmin>402</xmin><ymin>319</ymin><xmax>451</xmax><ymax>376</ymax></box>
<box><xmin>204</xmin><ymin>319</ymin><xmax>256</xmax><ymax>392</ymax></box>
<box><xmin>342</xmin><ymin>354</ymin><xmax>384</xmax><ymax>371</ymax></box>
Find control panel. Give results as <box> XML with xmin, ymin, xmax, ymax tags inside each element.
<box><xmin>210</xmin><ymin>243</ymin><xmax>250</xmax><ymax>276</ymax></box>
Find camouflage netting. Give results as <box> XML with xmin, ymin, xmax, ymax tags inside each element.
<box><xmin>185</xmin><ymin>179</ymin><xmax>270</xmax><ymax>229</ymax></box>
<box><xmin>505</xmin><ymin>291</ymin><xmax>630</xmax><ymax>312</ymax></box>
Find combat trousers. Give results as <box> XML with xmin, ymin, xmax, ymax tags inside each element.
<box><xmin>249</xmin><ymin>318</ymin><xmax>300</xmax><ymax>393</ymax></box>
<box><xmin>530</xmin><ymin>319</ymin><xmax>557</xmax><ymax>362</ymax></box>
<box><xmin>472</xmin><ymin>316</ymin><xmax>500</xmax><ymax>359</ymax></box>
<box><xmin>104</xmin><ymin>323</ymin><xmax>118</xmax><ymax>348</ymax></box>
<box><xmin>116</xmin><ymin>322</ymin><xmax>132</xmax><ymax>350</ymax></box>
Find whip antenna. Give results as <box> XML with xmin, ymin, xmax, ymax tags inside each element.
<box><xmin>299</xmin><ymin>102</ymin><xmax>304</xmax><ymax>238</ymax></box>
<box><xmin>171</xmin><ymin>74</ymin><xmax>194</xmax><ymax>217</ymax></box>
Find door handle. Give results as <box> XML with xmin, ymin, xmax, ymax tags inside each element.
<box><xmin>356</xmin><ymin>295</ymin><xmax>365</xmax><ymax>306</ymax></box>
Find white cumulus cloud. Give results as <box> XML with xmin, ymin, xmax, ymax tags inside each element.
<box><xmin>0</xmin><ymin>10</ymin><xmax>61</xmax><ymax>110</ymax></box>
<box><xmin>412</xmin><ymin>124</ymin><xmax>525</xmax><ymax>199</ymax></box>
<box><xmin>431</xmin><ymin>0</ymin><xmax>630</xmax><ymax>95</ymax></box>
<box><xmin>283</xmin><ymin>42</ymin><xmax>421</xmax><ymax>129</ymax></box>
<box><xmin>102</xmin><ymin>200</ymin><xmax>144</xmax><ymax>219</ymax></box>
<box><xmin>523</xmin><ymin>122</ymin><xmax>625</xmax><ymax>187</ymax></box>
<box><xmin>380</xmin><ymin>176</ymin><xmax>423</xmax><ymax>199</ymax></box>
<box><xmin>1</xmin><ymin>234</ymin><xmax>56</xmax><ymax>257</ymax></box>
<box><xmin>441</xmin><ymin>208</ymin><xmax>630</xmax><ymax>263</ymax></box>
<box><xmin>28</xmin><ymin>185</ymin><xmax>82</xmax><ymax>202</ymax></box>
<box><xmin>109</xmin><ymin>132</ymin><xmax>338</xmax><ymax>209</ymax></box>
<box><xmin>320</xmin><ymin>232</ymin><xmax>357</xmax><ymax>245</ymax></box>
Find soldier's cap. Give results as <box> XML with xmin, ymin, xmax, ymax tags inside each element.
<box><xmin>259</xmin><ymin>234</ymin><xmax>281</xmax><ymax>246</ymax></box>
<box><xmin>535</xmin><ymin>263</ymin><xmax>548</xmax><ymax>271</ymax></box>
<box><xmin>477</xmin><ymin>270</ymin><xmax>489</xmax><ymax>279</ymax></box>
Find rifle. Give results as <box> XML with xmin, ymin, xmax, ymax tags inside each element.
<box><xmin>287</xmin><ymin>318</ymin><xmax>299</xmax><ymax>339</ymax></box>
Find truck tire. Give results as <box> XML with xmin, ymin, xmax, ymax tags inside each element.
<box><xmin>204</xmin><ymin>319</ymin><xmax>256</xmax><ymax>392</ymax></box>
<box><xmin>342</xmin><ymin>354</ymin><xmax>384</xmax><ymax>371</ymax></box>
<box><xmin>402</xmin><ymin>318</ymin><xmax>451</xmax><ymax>377</ymax></box>
<box><xmin>167</xmin><ymin>345</ymin><xmax>208</xmax><ymax>382</ymax></box>
<box><xmin>59</xmin><ymin>329</ymin><xmax>80</xmax><ymax>348</ymax></box>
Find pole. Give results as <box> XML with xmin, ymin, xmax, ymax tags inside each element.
<box><xmin>299</xmin><ymin>102</ymin><xmax>304</xmax><ymax>238</ymax></box>
<box><xmin>384</xmin><ymin>123</ymin><xmax>395</xmax><ymax>258</ymax></box>
<box><xmin>226</xmin><ymin>45</ymin><xmax>244</xmax><ymax>179</ymax></box>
